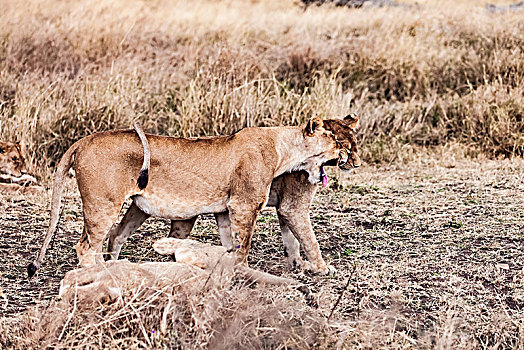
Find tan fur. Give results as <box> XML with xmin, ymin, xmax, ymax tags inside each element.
<box><xmin>59</xmin><ymin>238</ymin><xmax>299</xmax><ymax>306</ymax></box>
<box><xmin>170</xmin><ymin>115</ymin><xmax>362</xmax><ymax>275</ymax></box>
<box><xmin>0</xmin><ymin>140</ymin><xmax>43</xmax><ymax>194</ymax></box>
<box><xmin>108</xmin><ymin>115</ymin><xmax>360</xmax><ymax>275</ymax></box>
<box><xmin>0</xmin><ymin>141</ymin><xmax>26</xmax><ymax>178</ymax></box>
<box><xmin>29</xmin><ymin>117</ymin><xmax>343</xmax><ymax>276</ymax></box>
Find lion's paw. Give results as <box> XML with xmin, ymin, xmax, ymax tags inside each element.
<box><xmin>311</xmin><ymin>263</ymin><xmax>337</xmax><ymax>276</ymax></box>
<box><xmin>287</xmin><ymin>256</ymin><xmax>313</xmax><ymax>272</ymax></box>
<box><xmin>287</xmin><ymin>256</ymin><xmax>337</xmax><ymax>276</ymax></box>
<box><xmin>323</xmin><ymin>264</ymin><xmax>337</xmax><ymax>276</ymax></box>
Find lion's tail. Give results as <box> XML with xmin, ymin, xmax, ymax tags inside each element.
<box><xmin>133</xmin><ymin>121</ymin><xmax>150</xmax><ymax>190</ymax></box>
<box><xmin>27</xmin><ymin>140</ymin><xmax>82</xmax><ymax>278</ymax></box>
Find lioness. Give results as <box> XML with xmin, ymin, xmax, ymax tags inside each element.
<box><xmin>107</xmin><ymin>115</ymin><xmax>361</xmax><ymax>275</ymax></box>
<box><xmin>27</xmin><ymin>116</ymin><xmax>345</xmax><ymax>277</ymax></box>
<box><xmin>0</xmin><ymin>141</ymin><xmax>40</xmax><ymax>192</ymax></box>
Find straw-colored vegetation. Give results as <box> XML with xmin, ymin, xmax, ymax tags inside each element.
<box><xmin>0</xmin><ymin>0</ymin><xmax>523</xmax><ymax>180</ymax></box>
<box><xmin>1</xmin><ymin>0</ymin><xmax>524</xmax><ymax>348</ymax></box>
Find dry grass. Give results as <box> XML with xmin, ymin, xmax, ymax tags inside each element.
<box><xmin>2</xmin><ymin>279</ymin><xmax>338</xmax><ymax>349</ymax></box>
<box><xmin>0</xmin><ymin>0</ymin><xmax>523</xmax><ymax>180</ymax></box>
<box><xmin>1</xmin><ymin>0</ymin><xmax>524</xmax><ymax>348</ymax></box>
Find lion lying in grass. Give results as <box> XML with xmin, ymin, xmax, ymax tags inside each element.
<box><xmin>0</xmin><ymin>141</ymin><xmax>41</xmax><ymax>194</ymax></box>
<box><xmin>59</xmin><ymin>238</ymin><xmax>300</xmax><ymax>306</ymax></box>
<box><xmin>28</xmin><ymin>116</ymin><xmax>344</xmax><ymax>277</ymax></box>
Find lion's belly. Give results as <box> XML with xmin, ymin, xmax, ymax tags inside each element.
<box><xmin>132</xmin><ymin>194</ymin><xmax>228</xmax><ymax>220</ymax></box>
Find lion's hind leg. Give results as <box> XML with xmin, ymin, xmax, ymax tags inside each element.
<box><xmin>107</xmin><ymin>202</ymin><xmax>150</xmax><ymax>260</ymax></box>
<box><xmin>76</xmin><ymin>202</ymin><xmax>123</xmax><ymax>267</ymax></box>
<box><xmin>169</xmin><ymin>217</ymin><xmax>197</xmax><ymax>239</ymax></box>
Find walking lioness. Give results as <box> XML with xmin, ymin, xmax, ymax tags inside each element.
<box><xmin>27</xmin><ymin>116</ymin><xmax>345</xmax><ymax>277</ymax></box>
<box><xmin>108</xmin><ymin>114</ymin><xmax>361</xmax><ymax>274</ymax></box>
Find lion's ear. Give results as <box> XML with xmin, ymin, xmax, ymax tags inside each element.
<box><xmin>304</xmin><ymin>116</ymin><xmax>325</xmax><ymax>136</ymax></box>
<box><xmin>344</xmin><ymin>113</ymin><xmax>359</xmax><ymax>130</ymax></box>
<box><xmin>16</xmin><ymin>140</ymin><xmax>25</xmax><ymax>153</ymax></box>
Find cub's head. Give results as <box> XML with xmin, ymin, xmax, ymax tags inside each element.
<box><xmin>302</xmin><ymin>116</ymin><xmax>346</xmax><ymax>185</ymax></box>
<box><xmin>323</xmin><ymin>113</ymin><xmax>361</xmax><ymax>171</ymax></box>
<box><xmin>0</xmin><ymin>141</ymin><xmax>27</xmax><ymax>178</ymax></box>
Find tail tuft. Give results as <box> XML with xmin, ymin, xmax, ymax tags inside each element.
<box><xmin>27</xmin><ymin>263</ymin><xmax>38</xmax><ymax>278</ymax></box>
<box><xmin>137</xmin><ymin>169</ymin><xmax>149</xmax><ymax>190</ymax></box>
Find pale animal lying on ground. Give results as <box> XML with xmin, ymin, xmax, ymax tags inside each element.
<box><xmin>301</xmin><ymin>0</ymin><xmax>412</xmax><ymax>9</ymax></box>
<box><xmin>29</xmin><ymin>116</ymin><xmax>344</xmax><ymax>277</ymax></box>
<box><xmin>108</xmin><ymin>115</ymin><xmax>361</xmax><ymax>275</ymax></box>
<box><xmin>59</xmin><ymin>238</ymin><xmax>300</xmax><ymax>306</ymax></box>
<box><xmin>486</xmin><ymin>1</ymin><xmax>524</xmax><ymax>13</ymax></box>
<box><xmin>0</xmin><ymin>140</ymin><xmax>42</xmax><ymax>194</ymax></box>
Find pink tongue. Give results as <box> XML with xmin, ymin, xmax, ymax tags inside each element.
<box><xmin>321</xmin><ymin>166</ymin><xmax>327</xmax><ymax>187</ymax></box>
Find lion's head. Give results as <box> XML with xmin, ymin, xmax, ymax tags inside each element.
<box><xmin>324</xmin><ymin>113</ymin><xmax>361</xmax><ymax>171</ymax></box>
<box><xmin>0</xmin><ymin>141</ymin><xmax>27</xmax><ymax>178</ymax></box>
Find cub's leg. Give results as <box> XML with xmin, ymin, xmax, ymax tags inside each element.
<box><xmin>277</xmin><ymin>208</ymin><xmax>335</xmax><ymax>275</ymax></box>
<box><xmin>276</xmin><ymin>172</ymin><xmax>335</xmax><ymax>275</ymax></box>
<box><xmin>168</xmin><ymin>212</ymin><xmax>234</xmax><ymax>250</ymax></box>
<box><xmin>169</xmin><ymin>217</ymin><xmax>197</xmax><ymax>239</ymax></box>
<box><xmin>277</xmin><ymin>210</ymin><xmax>331</xmax><ymax>274</ymax></box>
<box><xmin>277</xmin><ymin>213</ymin><xmax>312</xmax><ymax>271</ymax></box>
<box><xmin>215</xmin><ymin>212</ymin><xmax>235</xmax><ymax>251</ymax></box>
<box><xmin>76</xmin><ymin>202</ymin><xmax>123</xmax><ymax>267</ymax></box>
<box><xmin>107</xmin><ymin>202</ymin><xmax>150</xmax><ymax>260</ymax></box>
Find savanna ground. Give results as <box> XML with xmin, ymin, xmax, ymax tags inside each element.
<box><xmin>1</xmin><ymin>0</ymin><xmax>524</xmax><ymax>348</ymax></box>
<box><xmin>1</xmin><ymin>155</ymin><xmax>523</xmax><ymax>348</ymax></box>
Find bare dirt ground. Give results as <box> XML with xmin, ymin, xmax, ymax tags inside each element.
<box><xmin>1</xmin><ymin>156</ymin><xmax>523</xmax><ymax>346</ymax></box>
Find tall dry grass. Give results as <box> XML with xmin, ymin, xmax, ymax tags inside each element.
<box><xmin>0</xmin><ymin>0</ymin><xmax>523</xmax><ymax>180</ymax></box>
<box><xmin>2</xmin><ymin>273</ymin><xmax>520</xmax><ymax>349</ymax></box>
<box><xmin>1</xmin><ymin>278</ymin><xmax>342</xmax><ymax>349</ymax></box>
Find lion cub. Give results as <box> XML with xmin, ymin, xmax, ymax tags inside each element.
<box><xmin>28</xmin><ymin>116</ymin><xmax>344</xmax><ymax>277</ymax></box>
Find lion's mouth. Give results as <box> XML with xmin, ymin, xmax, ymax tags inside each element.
<box><xmin>318</xmin><ymin>149</ymin><xmax>353</xmax><ymax>186</ymax></box>
<box><xmin>323</xmin><ymin>150</ymin><xmax>348</xmax><ymax>167</ymax></box>
<box><xmin>338</xmin><ymin>149</ymin><xmax>349</xmax><ymax>168</ymax></box>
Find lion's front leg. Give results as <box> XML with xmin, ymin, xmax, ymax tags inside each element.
<box><xmin>227</xmin><ymin>199</ymin><xmax>265</xmax><ymax>265</ymax></box>
<box><xmin>227</xmin><ymin>159</ymin><xmax>272</xmax><ymax>265</ymax></box>
<box><xmin>277</xmin><ymin>208</ymin><xmax>335</xmax><ymax>275</ymax></box>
